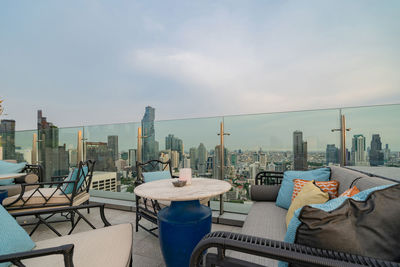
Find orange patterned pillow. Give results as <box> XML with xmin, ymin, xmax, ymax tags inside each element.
<box><xmin>292</xmin><ymin>179</ymin><xmax>340</xmax><ymax>201</ymax></box>
<box><xmin>339</xmin><ymin>186</ymin><xmax>360</xmax><ymax>197</ymax></box>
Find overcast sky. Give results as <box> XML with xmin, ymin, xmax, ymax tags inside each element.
<box><xmin>1</xmin><ymin>0</ymin><xmax>400</xmax><ymax>132</ymax></box>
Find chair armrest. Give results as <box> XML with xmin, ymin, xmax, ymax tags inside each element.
<box><xmin>51</xmin><ymin>175</ymin><xmax>68</xmax><ymax>182</ymax></box>
<box><xmin>190</xmin><ymin>231</ymin><xmax>400</xmax><ymax>267</ymax></box>
<box><xmin>0</xmin><ymin>244</ymin><xmax>74</xmax><ymax>267</ymax></box>
<box><xmin>250</xmin><ymin>185</ymin><xmax>280</xmax><ymax>201</ymax></box>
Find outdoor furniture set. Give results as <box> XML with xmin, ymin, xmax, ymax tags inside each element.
<box><xmin>190</xmin><ymin>166</ymin><xmax>400</xmax><ymax>267</ymax></box>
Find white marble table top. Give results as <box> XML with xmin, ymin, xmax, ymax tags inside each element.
<box><xmin>134</xmin><ymin>178</ymin><xmax>231</xmax><ymax>201</ymax></box>
<box><xmin>0</xmin><ymin>173</ymin><xmax>26</xmax><ymax>180</ymax></box>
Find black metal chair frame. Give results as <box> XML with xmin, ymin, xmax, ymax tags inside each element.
<box><xmin>3</xmin><ymin>160</ymin><xmax>97</xmax><ymax>237</ymax></box>
<box><xmin>134</xmin><ymin>159</ymin><xmax>176</xmax><ymax>237</ymax></box>
<box><xmin>255</xmin><ymin>171</ymin><xmax>284</xmax><ymax>186</ymax></box>
<box><xmin>190</xmin><ymin>231</ymin><xmax>400</xmax><ymax>267</ymax></box>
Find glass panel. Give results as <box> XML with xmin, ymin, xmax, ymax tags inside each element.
<box><xmin>342</xmin><ymin>104</ymin><xmax>400</xmax><ymax>180</ymax></box>
<box><xmin>13</xmin><ymin>129</ymin><xmax>37</xmax><ymax>163</ymax></box>
<box><xmin>223</xmin><ymin>108</ymin><xmax>341</xmax><ymax>207</ymax></box>
<box><xmin>84</xmin><ymin>122</ymin><xmax>139</xmax><ymax>199</ymax></box>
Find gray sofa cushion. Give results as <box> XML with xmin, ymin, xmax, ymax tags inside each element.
<box><xmin>354</xmin><ymin>175</ymin><xmax>395</xmax><ymax>191</ymax></box>
<box><xmin>233</xmin><ymin>201</ymin><xmax>287</xmax><ymax>267</ymax></box>
<box><xmin>250</xmin><ymin>185</ymin><xmax>280</xmax><ymax>201</ymax></box>
<box><xmin>330</xmin><ymin>166</ymin><xmax>370</xmax><ymax>194</ymax></box>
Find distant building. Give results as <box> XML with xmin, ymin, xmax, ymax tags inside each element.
<box><xmin>170</xmin><ymin>150</ymin><xmax>179</xmax><ymax>170</ymax></box>
<box><xmin>383</xmin><ymin>144</ymin><xmax>390</xmax><ymax>163</ymax></box>
<box><xmin>85</xmin><ymin>142</ymin><xmax>116</xmax><ymax>171</ymax></box>
<box><xmin>326</xmin><ymin>144</ymin><xmax>339</xmax><ymax>165</ymax></box>
<box><xmin>351</xmin><ymin>134</ymin><xmax>367</xmax><ymax>165</ymax></box>
<box><xmin>0</xmin><ymin>119</ymin><xmax>16</xmax><ymax>160</ymax></box>
<box><xmin>107</xmin><ymin>135</ymin><xmax>119</xmax><ymax>161</ymax></box>
<box><xmin>128</xmin><ymin>149</ymin><xmax>137</xmax><ymax>168</ymax></box>
<box><xmin>293</xmin><ymin>131</ymin><xmax>307</xmax><ymax>170</ymax></box>
<box><xmin>91</xmin><ymin>171</ymin><xmax>117</xmax><ymax>192</ymax></box>
<box><xmin>141</xmin><ymin>106</ymin><xmax>158</xmax><ymax>162</ymax></box>
<box><xmin>165</xmin><ymin>134</ymin><xmax>183</xmax><ymax>161</ymax></box>
<box><xmin>369</xmin><ymin>134</ymin><xmax>384</xmax><ymax>166</ymax></box>
<box><xmin>197</xmin><ymin>143</ymin><xmax>207</xmax><ymax>174</ymax></box>
<box><xmin>189</xmin><ymin>147</ymin><xmax>197</xmax><ymax>170</ymax></box>
<box><xmin>213</xmin><ymin>145</ymin><xmax>229</xmax><ymax>179</ymax></box>
<box><xmin>37</xmin><ymin>110</ymin><xmax>69</xmax><ymax>181</ymax></box>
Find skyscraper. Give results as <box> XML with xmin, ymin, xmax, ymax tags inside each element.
<box><xmin>85</xmin><ymin>142</ymin><xmax>116</xmax><ymax>171</ymax></box>
<box><xmin>38</xmin><ymin>110</ymin><xmax>69</xmax><ymax>181</ymax></box>
<box><xmin>141</xmin><ymin>106</ymin><xmax>158</xmax><ymax>162</ymax></box>
<box><xmin>189</xmin><ymin>147</ymin><xmax>197</xmax><ymax>170</ymax></box>
<box><xmin>107</xmin><ymin>135</ymin><xmax>119</xmax><ymax>161</ymax></box>
<box><xmin>369</xmin><ymin>134</ymin><xmax>384</xmax><ymax>166</ymax></box>
<box><xmin>0</xmin><ymin>119</ymin><xmax>16</xmax><ymax>160</ymax></box>
<box><xmin>326</xmin><ymin>144</ymin><xmax>339</xmax><ymax>165</ymax></box>
<box><xmin>165</xmin><ymin>134</ymin><xmax>183</xmax><ymax>160</ymax></box>
<box><xmin>197</xmin><ymin>143</ymin><xmax>207</xmax><ymax>174</ymax></box>
<box><xmin>351</xmin><ymin>134</ymin><xmax>367</xmax><ymax>165</ymax></box>
<box><xmin>383</xmin><ymin>144</ymin><xmax>390</xmax><ymax>163</ymax></box>
<box><xmin>293</xmin><ymin>131</ymin><xmax>307</xmax><ymax>170</ymax></box>
<box><xmin>128</xmin><ymin>149</ymin><xmax>137</xmax><ymax>168</ymax></box>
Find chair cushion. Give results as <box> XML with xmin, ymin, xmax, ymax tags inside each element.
<box><xmin>63</xmin><ymin>166</ymin><xmax>89</xmax><ymax>194</ymax></box>
<box><xmin>282</xmin><ymin>183</ymin><xmax>400</xmax><ymax>267</ymax></box>
<box><xmin>286</xmin><ymin>181</ymin><xmax>329</xmax><ymax>227</ymax></box>
<box><xmin>142</xmin><ymin>171</ymin><xmax>171</xmax><ymax>183</ymax></box>
<box><xmin>276</xmin><ymin>168</ymin><xmax>330</xmax><ymax>209</ymax></box>
<box><xmin>3</xmin><ymin>188</ymin><xmax>89</xmax><ymax>208</ymax></box>
<box><xmin>0</xmin><ymin>205</ymin><xmax>35</xmax><ymax>267</ymax></box>
<box><xmin>21</xmin><ymin>224</ymin><xmax>133</xmax><ymax>267</ymax></box>
<box><xmin>0</xmin><ymin>161</ymin><xmax>27</xmax><ymax>186</ymax></box>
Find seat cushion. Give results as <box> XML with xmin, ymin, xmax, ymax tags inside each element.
<box><xmin>3</xmin><ymin>188</ymin><xmax>89</xmax><ymax>208</ymax></box>
<box><xmin>0</xmin><ymin>161</ymin><xmax>27</xmax><ymax>186</ymax></box>
<box><xmin>0</xmin><ymin>205</ymin><xmax>35</xmax><ymax>267</ymax></box>
<box><xmin>276</xmin><ymin>168</ymin><xmax>330</xmax><ymax>209</ymax></box>
<box><xmin>0</xmin><ymin>184</ymin><xmax>39</xmax><ymax>198</ymax></box>
<box><xmin>19</xmin><ymin>224</ymin><xmax>133</xmax><ymax>267</ymax></box>
<box><xmin>231</xmin><ymin>201</ymin><xmax>287</xmax><ymax>267</ymax></box>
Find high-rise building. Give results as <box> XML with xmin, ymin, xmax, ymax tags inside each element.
<box><xmin>369</xmin><ymin>134</ymin><xmax>384</xmax><ymax>166</ymax></box>
<box><xmin>189</xmin><ymin>147</ymin><xmax>197</xmax><ymax>170</ymax></box>
<box><xmin>0</xmin><ymin>119</ymin><xmax>16</xmax><ymax>160</ymax></box>
<box><xmin>213</xmin><ymin>145</ymin><xmax>229</xmax><ymax>179</ymax></box>
<box><xmin>141</xmin><ymin>106</ymin><xmax>158</xmax><ymax>162</ymax></box>
<box><xmin>107</xmin><ymin>135</ymin><xmax>119</xmax><ymax>161</ymax></box>
<box><xmin>383</xmin><ymin>144</ymin><xmax>390</xmax><ymax>163</ymax></box>
<box><xmin>37</xmin><ymin>110</ymin><xmax>69</xmax><ymax>181</ymax></box>
<box><xmin>197</xmin><ymin>143</ymin><xmax>207</xmax><ymax>174</ymax></box>
<box><xmin>128</xmin><ymin>149</ymin><xmax>137</xmax><ymax>167</ymax></box>
<box><xmin>326</xmin><ymin>144</ymin><xmax>339</xmax><ymax>165</ymax></box>
<box><xmin>293</xmin><ymin>131</ymin><xmax>307</xmax><ymax>170</ymax></box>
<box><xmin>86</xmin><ymin>142</ymin><xmax>116</xmax><ymax>171</ymax></box>
<box><xmin>165</xmin><ymin>134</ymin><xmax>183</xmax><ymax>160</ymax></box>
<box><xmin>170</xmin><ymin>150</ymin><xmax>179</xmax><ymax>170</ymax></box>
<box><xmin>351</xmin><ymin>134</ymin><xmax>367</xmax><ymax>165</ymax></box>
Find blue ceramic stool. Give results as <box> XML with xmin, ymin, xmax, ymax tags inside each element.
<box><xmin>158</xmin><ymin>200</ymin><xmax>212</xmax><ymax>267</ymax></box>
<box><xmin>0</xmin><ymin>189</ymin><xmax>8</xmax><ymax>205</ymax></box>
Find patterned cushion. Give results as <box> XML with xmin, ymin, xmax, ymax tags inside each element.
<box><xmin>339</xmin><ymin>186</ymin><xmax>360</xmax><ymax>197</ymax></box>
<box><xmin>292</xmin><ymin>179</ymin><xmax>339</xmax><ymax>201</ymax></box>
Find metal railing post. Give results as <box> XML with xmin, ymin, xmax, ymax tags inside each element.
<box><xmin>218</xmin><ymin>121</ymin><xmax>230</xmax><ymax>215</ymax></box>
<box><xmin>332</xmin><ymin>110</ymin><xmax>350</xmax><ymax>167</ymax></box>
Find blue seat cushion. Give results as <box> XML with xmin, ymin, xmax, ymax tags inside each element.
<box><xmin>62</xmin><ymin>166</ymin><xmax>89</xmax><ymax>194</ymax></box>
<box><xmin>143</xmin><ymin>171</ymin><xmax>171</xmax><ymax>183</ymax></box>
<box><xmin>0</xmin><ymin>204</ymin><xmax>35</xmax><ymax>267</ymax></box>
<box><xmin>275</xmin><ymin>168</ymin><xmax>330</xmax><ymax>209</ymax></box>
<box><xmin>0</xmin><ymin>161</ymin><xmax>27</xmax><ymax>186</ymax></box>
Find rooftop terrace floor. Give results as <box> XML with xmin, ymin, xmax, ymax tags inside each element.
<box><xmin>17</xmin><ymin>207</ymin><xmax>242</xmax><ymax>267</ymax></box>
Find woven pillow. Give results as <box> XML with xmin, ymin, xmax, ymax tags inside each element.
<box><xmin>292</xmin><ymin>179</ymin><xmax>339</xmax><ymax>201</ymax></box>
<box><xmin>339</xmin><ymin>186</ymin><xmax>360</xmax><ymax>197</ymax></box>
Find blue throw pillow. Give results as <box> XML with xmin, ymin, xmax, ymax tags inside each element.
<box><xmin>143</xmin><ymin>171</ymin><xmax>171</xmax><ymax>183</ymax></box>
<box><xmin>276</xmin><ymin>168</ymin><xmax>330</xmax><ymax>209</ymax></box>
<box><xmin>0</xmin><ymin>204</ymin><xmax>35</xmax><ymax>267</ymax></box>
<box><xmin>279</xmin><ymin>184</ymin><xmax>397</xmax><ymax>267</ymax></box>
<box><xmin>63</xmin><ymin>166</ymin><xmax>89</xmax><ymax>194</ymax></box>
<box><xmin>0</xmin><ymin>161</ymin><xmax>27</xmax><ymax>186</ymax></box>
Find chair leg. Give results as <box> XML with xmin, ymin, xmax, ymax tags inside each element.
<box><xmin>86</xmin><ymin>200</ymin><xmax>90</xmax><ymax>214</ymax></box>
<box><xmin>70</xmin><ymin>211</ymin><xmax>75</xmax><ymax>229</ymax></box>
<box><xmin>135</xmin><ymin>212</ymin><xmax>139</xmax><ymax>232</ymax></box>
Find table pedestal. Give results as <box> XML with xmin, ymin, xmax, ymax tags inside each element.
<box><xmin>158</xmin><ymin>200</ymin><xmax>211</xmax><ymax>267</ymax></box>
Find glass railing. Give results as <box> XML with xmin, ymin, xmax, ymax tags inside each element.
<box><xmin>3</xmin><ymin>103</ymin><xmax>399</xmax><ymax>214</ymax></box>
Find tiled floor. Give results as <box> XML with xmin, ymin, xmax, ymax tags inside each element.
<box><xmin>18</xmin><ymin>207</ymin><xmax>242</xmax><ymax>267</ymax></box>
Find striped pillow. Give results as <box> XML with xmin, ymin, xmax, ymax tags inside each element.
<box><xmin>292</xmin><ymin>179</ymin><xmax>339</xmax><ymax>201</ymax></box>
<box><xmin>340</xmin><ymin>186</ymin><xmax>360</xmax><ymax>197</ymax></box>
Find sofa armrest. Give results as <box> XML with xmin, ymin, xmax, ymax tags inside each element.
<box><xmin>190</xmin><ymin>231</ymin><xmax>400</xmax><ymax>267</ymax></box>
<box><xmin>0</xmin><ymin>244</ymin><xmax>74</xmax><ymax>267</ymax></box>
<box><xmin>250</xmin><ymin>185</ymin><xmax>280</xmax><ymax>201</ymax></box>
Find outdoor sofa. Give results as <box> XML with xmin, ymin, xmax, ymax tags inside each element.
<box><xmin>191</xmin><ymin>166</ymin><xmax>400</xmax><ymax>267</ymax></box>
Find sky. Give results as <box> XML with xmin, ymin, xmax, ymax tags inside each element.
<box><xmin>1</xmin><ymin>1</ymin><xmax>400</xmax><ymax>139</ymax></box>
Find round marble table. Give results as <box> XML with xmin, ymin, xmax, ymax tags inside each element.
<box><xmin>134</xmin><ymin>178</ymin><xmax>231</xmax><ymax>267</ymax></box>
